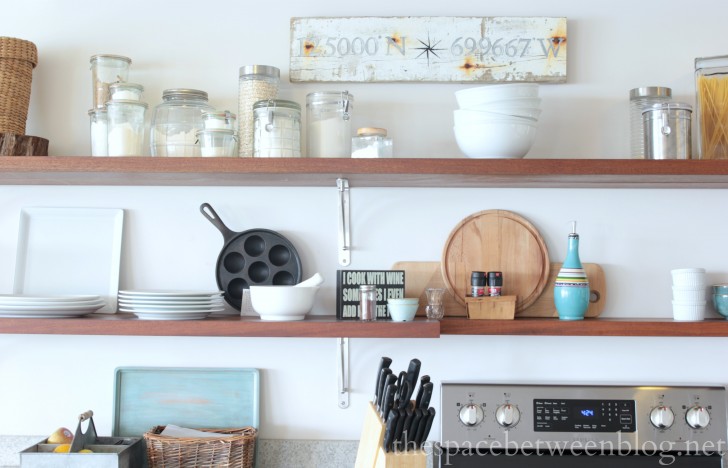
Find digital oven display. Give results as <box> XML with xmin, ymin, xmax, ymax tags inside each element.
<box><xmin>533</xmin><ymin>399</ymin><xmax>636</xmax><ymax>432</ymax></box>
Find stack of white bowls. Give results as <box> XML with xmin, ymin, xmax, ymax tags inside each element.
<box><xmin>671</xmin><ymin>268</ymin><xmax>706</xmax><ymax>321</ymax></box>
<box><xmin>453</xmin><ymin>83</ymin><xmax>541</xmax><ymax>158</ymax></box>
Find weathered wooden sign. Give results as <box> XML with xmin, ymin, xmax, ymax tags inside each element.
<box><xmin>290</xmin><ymin>16</ymin><xmax>567</xmax><ymax>83</ymax></box>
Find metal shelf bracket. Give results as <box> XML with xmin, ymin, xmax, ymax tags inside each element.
<box><xmin>337</xmin><ymin>178</ymin><xmax>351</xmax><ymax>266</ymax></box>
<box><xmin>337</xmin><ymin>337</ymin><xmax>350</xmax><ymax>409</ymax></box>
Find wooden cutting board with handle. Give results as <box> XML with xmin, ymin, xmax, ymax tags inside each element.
<box><xmin>392</xmin><ymin>261</ymin><xmax>606</xmax><ymax>318</ymax></box>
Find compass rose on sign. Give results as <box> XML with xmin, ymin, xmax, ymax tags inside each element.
<box><xmin>414</xmin><ymin>33</ymin><xmax>445</xmax><ymax>66</ymax></box>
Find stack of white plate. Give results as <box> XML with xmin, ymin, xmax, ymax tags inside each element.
<box><xmin>0</xmin><ymin>294</ymin><xmax>106</xmax><ymax>318</ymax></box>
<box><xmin>118</xmin><ymin>290</ymin><xmax>225</xmax><ymax>320</ymax></box>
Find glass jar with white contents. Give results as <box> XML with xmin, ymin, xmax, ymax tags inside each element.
<box><xmin>202</xmin><ymin>110</ymin><xmax>237</xmax><ymax>131</ymax></box>
<box><xmin>196</xmin><ymin>129</ymin><xmax>237</xmax><ymax>157</ymax></box>
<box><xmin>88</xmin><ymin>108</ymin><xmax>108</xmax><ymax>156</ymax></box>
<box><xmin>253</xmin><ymin>99</ymin><xmax>301</xmax><ymax>158</ymax></box>
<box><xmin>106</xmin><ymin>100</ymin><xmax>147</xmax><ymax>156</ymax></box>
<box><xmin>150</xmin><ymin>88</ymin><xmax>214</xmax><ymax>157</ymax></box>
<box><xmin>109</xmin><ymin>82</ymin><xmax>144</xmax><ymax>101</ymax></box>
<box><xmin>238</xmin><ymin>65</ymin><xmax>280</xmax><ymax>157</ymax></box>
<box><xmin>351</xmin><ymin>127</ymin><xmax>392</xmax><ymax>158</ymax></box>
<box><xmin>306</xmin><ymin>91</ymin><xmax>354</xmax><ymax>158</ymax></box>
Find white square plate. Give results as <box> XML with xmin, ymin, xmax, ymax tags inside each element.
<box><xmin>13</xmin><ymin>207</ymin><xmax>124</xmax><ymax>314</ymax></box>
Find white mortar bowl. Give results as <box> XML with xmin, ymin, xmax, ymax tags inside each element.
<box><xmin>249</xmin><ymin>285</ymin><xmax>319</xmax><ymax>321</ymax></box>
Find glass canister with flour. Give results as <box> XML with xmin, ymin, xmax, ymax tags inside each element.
<box><xmin>150</xmin><ymin>88</ymin><xmax>214</xmax><ymax>157</ymax></box>
<box><xmin>106</xmin><ymin>100</ymin><xmax>147</xmax><ymax>157</ymax></box>
<box><xmin>306</xmin><ymin>91</ymin><xmax>354</xmax><ymax>158</ymax></box>
<box><xmin>253</xmin><ymin>99</ymin><xmax>301</xmax><ymax>158</ymax></box>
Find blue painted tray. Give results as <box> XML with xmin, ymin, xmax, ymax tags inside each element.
<box><xmin>112</xmin><ymin>367</ymin><xmax>259</xmax><ymax>437</ymax></box>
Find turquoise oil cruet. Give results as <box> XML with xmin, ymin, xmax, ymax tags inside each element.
<box><xmin>554</xmin><ymin>221</ymin><xmax>590</xmax><ymax>320</ymax></box>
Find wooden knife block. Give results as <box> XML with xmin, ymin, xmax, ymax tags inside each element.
<box><xmin>355</xmin><ymin>402</ymin><xmax>427</xmax><ymax>468</ymax></box>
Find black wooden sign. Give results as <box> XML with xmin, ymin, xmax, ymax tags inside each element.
<box><xmin>336</xmin><ymin>270</ymin><xmax>405</xmax><ymax>320</ymax></box>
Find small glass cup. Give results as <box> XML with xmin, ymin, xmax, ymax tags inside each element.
<box><xmin>425</xmin><ymin>287</ymin><xmax>445</xmax><ymax>320</ymax></box>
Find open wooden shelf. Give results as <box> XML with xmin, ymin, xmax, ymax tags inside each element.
<box><xmin>0</xmin><ymin>315</ymin><xmax>726</xmax><ymax>338</ymax></box>
<box><xmin>0</xmin><ymin>314</ymin><xmax>440</xmax><ymax>338</ymax></box>
<box><xmin>3</xmin><ymin>156</ymin><xmax>728</xmax><ymax>188</ymax></box>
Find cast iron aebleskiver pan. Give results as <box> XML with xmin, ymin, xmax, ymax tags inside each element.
<box><xmin>200</xmin><ymin>203</ymin><xmax>302</xmax><ymax>310</ymax></box>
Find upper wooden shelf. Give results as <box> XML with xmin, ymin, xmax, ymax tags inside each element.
<box><xmin>2</xmin><ymin>156</ymin><xmax>728</xmax><ymax>188</ymax></box>
<box><xmin>0</xmin><ymin>315</ymin><xmax>726</xmax><ymax>338</ymax></box>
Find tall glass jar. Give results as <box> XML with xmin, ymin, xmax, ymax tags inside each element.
<box><xmin>106</xmin><ymin>100</ymin><xmax>147</xmax><ymax>157</ymax></box>
<box><xmin>695</xmin><ymin>55</ymin><xmax>728</xmax><ymax>159</ymax></box>
<box><xmin>306</xmin><ymin>91</ymin><xmax>354</xmax><ymax>158</ymax></box>
<box><xmin>90</xmin><ymin>54</ymin><xmax>131</xmax><ymax>109</ymax></box>
<box><xmin>150</xmin><ymin>89</ymin><xmax>214</xmax><ymax>157</ymax></box>
<box><xmin>238</xmin><ymin>65</ymin><xmax>280</xmax><ymax>157</ymax></box>
<box><xmin>253</xmin><ymin>99</ymin><xmax>301</xmax><ymax>157</ymax></box>
<box><xmin>629</xmin><ymin>87</ymin><xmax>671</xmax><ymax>159</ymax></box>
<box><xmin>88</xmin><ymin>108</ymin><xmax>108</xmax><ymax>157</ymax></box>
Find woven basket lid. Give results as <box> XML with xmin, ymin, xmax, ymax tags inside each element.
<box><xmin>0</xmin><ymin>37</ymin><xmax>38</xmax><ymax>67</ymax></box>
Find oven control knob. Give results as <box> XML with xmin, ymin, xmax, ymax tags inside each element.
<box><xmin>650</xmin><ymin>405</ymin><xmax>675</xmax><ymax>429</ymax></box>
<box><xmin>495</xmin><ymin>404</ymin><xmax>521</xmax><ymax>428</ymax></box>
<box><xmin>458</xmin><ymin>404</ymin><xmax>484</xmax><ymax>426</ymax></box>
<box><xmin>686</xmin><ymin>406</ymin><xmax>710</xmax><ymax>429</ymax></box>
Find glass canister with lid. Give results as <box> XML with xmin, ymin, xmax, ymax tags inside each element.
<box><xmin>629</xmin><ymin>87</ymin><xmax>671</xmax><ymax>159</ymax></box>
<box><xmin>351</xmin><ymin>127</ymin><xmax>392</xmax><ymax>158</ymax></box>
<box><xmin>253</xmin><ymin>99</ymin><xmax>301</xmax><ymax>158</ymax></box>
<box><xmin>109</xmin><ymin>82</ymin><xmax>144</xmax><ymax>101</ymax></box>
<box><xmin>238</xmin><ymin>65</ymin><xmax>280</xmax><ymax>157</ymax></box>
<box><xmin>306</xmin><ymin>91</ymin><xmax>354</xmax><ymax>158</ymax></box>
<box><xmin>106</xmin><ymin>100</ymin><xmax>147</xmax><ymax>156</ymax></box>
<box><xmin>88</xmin><ymin>108</ymin><xmax>108</xmax><ymax>156</ymax></box>
<box><xmin>90</xmin><ymin>54</ymin><xmax>131</xmax><ymax>109</ymax></box>
<box><xmin>202</xmin><ymin>110</ymin><xmax>237</xmax><ymax>131</ymax></box>
<box><xmin>150</xmin><ymin>88</ymin><xmax>214</xmax><ymax>157</ymax></box>
<box><xmin>695</xmin><ymin>55</ymin><xmax>728</xmax><ymax>159</ymax></box>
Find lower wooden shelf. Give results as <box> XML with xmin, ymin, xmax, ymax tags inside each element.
<box><xmin>0</xmin><ymin>315</ymin><xmax>726</xmax><ymax>338</ymax></box>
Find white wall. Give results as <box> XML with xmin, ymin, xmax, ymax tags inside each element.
<box><xmin>1</xmin><ymin>0</ymin><xmax>728</xmax><ymax>442</ymax></box>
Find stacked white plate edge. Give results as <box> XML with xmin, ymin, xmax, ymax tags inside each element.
<box><xmin>118</xmin><ymin>290</ymin><xmax>225</xmax><ymax>321</ymax></box>
<box><xmin>671</xmin><ymin>268</ymin><xmax>706</xmax><ymax>321</ymax></box>
<box><xmin>0</xmin><ymin>294</ymin><xmax>106</xmax><ymax>318</ymax></box>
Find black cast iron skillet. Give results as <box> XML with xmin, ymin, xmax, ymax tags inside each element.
<box><xmin>200</xmin><ymin>202</ymin><xmax>302</xmax><ymax>309</ymax></box>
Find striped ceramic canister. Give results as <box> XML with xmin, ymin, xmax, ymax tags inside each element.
<box><xmin>554</xmin><ymin>223</ymin><xmax>590</xmax><ymax>320</ymax></box>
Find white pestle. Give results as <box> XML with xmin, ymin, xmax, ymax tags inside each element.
<box><xmin>295</xmin><ymin>273</ymin><xmax>324</xmax><ymax>287</ymax></box>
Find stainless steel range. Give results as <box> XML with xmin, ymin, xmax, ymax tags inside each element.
<box><xmin>440</xmin><ymin>383</ymin><xmax>728</xmax><ymax>467</ymax></box>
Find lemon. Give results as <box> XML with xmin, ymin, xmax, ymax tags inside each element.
<box><xmin>52</xmin><ymin>444</ymin><xmax>71</xmax><ymax>453</ymax></box>
<box><xmin>79</xmin><ymin>449</ymin><xmax>93</xmax><ymax>453</ymax></box>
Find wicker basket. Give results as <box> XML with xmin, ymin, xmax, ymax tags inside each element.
<box><xmin>0</xmin><ymin>37</ymin><xmax>38</xmax><ymax>135</ymax></box>
<box><xmin>144</xmin><ymin>426</ymin><xmax>257</xmax><ymax>468</ymax></box>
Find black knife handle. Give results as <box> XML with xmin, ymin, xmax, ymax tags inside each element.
<box><xmin>419</xmin><ymin>407</ymin><xmax>436</xmax><ymax>449</ymax></box>
<box><xmin>376</xmin><ymin>368</ymin><xmax>392</xmax><ymax>410</ymax></box>
<box><xmin>381</xmin><ymin>382</ymin><xmax>396</xmax><ymax>421</ymax></box>
<box><xmin>413</xmin><ymin>408</ymin><xmax>429</xmax><ymax>448</ymax></box>
<box><xmin>418</xmin><ymin>382</ymin><xmax>434</xmax><ymax>410</ymax></box>
<box><xmin>399</xmin><ymin>406</ymin><xmax>415</xmax><ymax>445</ymax></box>
<box><xmin>392</xmin><ymin>408</ymin><xmax>407</xmax><ymax>452</ymax></box>
<box><xmin>405</xmin><ymin>408</ymin><xmax>424</xmax><ymax>451</ymax></box>
<box><xmin>374</xmin><ymin>357</ymin><xmax>393</xmax><ymax>402</ymax></box>
<box><xmin>383</xmin><ymin>408</ymin><xmax>399</xmax><ymax>452</ymax></box>
<box><xmin>414</xmin><ymin>375</ymin><xmax>430</xmax><ymax>409</ymax></box>
<box><xmin>404</xmin><ymin>359</ymin><xmax>421</xmax><ymax>402</ymax></box>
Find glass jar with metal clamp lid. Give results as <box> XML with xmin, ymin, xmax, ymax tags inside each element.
<box><xmin>306</xmin><ymin>91</ymin><xmax>354</xmax><ymax>158</ymax></box>
<box><xmin>149</xmin><ymin>88</ymin><xmax>214</xmax><ymax>157</ymax></box>
<box><xmin>253</xmin><ymin>99</ymin><xmax>301</xmax><ymax>157</ymax></box>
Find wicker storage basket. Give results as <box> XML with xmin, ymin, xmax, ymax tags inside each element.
<box><xmin>0</xmin><ymin>37</ymin><xmax>38</xmax><ymax>135</ymax></box>
<box><xmin>144</xmin><ymin>426</ymin><xmax>257</xmax><ymax>468</ymax></box>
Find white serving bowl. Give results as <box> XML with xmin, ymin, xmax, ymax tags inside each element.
<box><xmin>456</xmin><ymin>84</ymin><xmax>539</xmax><ymax>108</ymax></box>
<box><xmin>454</xmin><ymin>109</ymin><xmax>538</xmax><ymax>127</ymax></box>
<box><xmin>454</xmin><ymin>121</ymin><xmax>537</xmax><ymax>159</ymax></box>
<box><xmin>460</xmin><ymin>96</ymin><xmax>543</xmax><ymax>110</ymax></box>
<box><xmin>249</xmin><ymin>285</ymin><xmax>319</xmax><ymax>321</ymax></box>
<box><xmin>388</xmin><ymin>300</ymin><xmax>419</xmax><ymax>322</ymax></box>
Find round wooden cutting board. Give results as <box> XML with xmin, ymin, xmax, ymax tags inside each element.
<box><xmin>441</xmin><ymin>209</ymin><xmax>550</xmax><ymax>313</ymax></box>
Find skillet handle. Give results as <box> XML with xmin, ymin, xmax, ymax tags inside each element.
<box><xmin>200</xmin><ymin>203</ymin><xmax>237</xmax><ymax>241</ymax></box>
